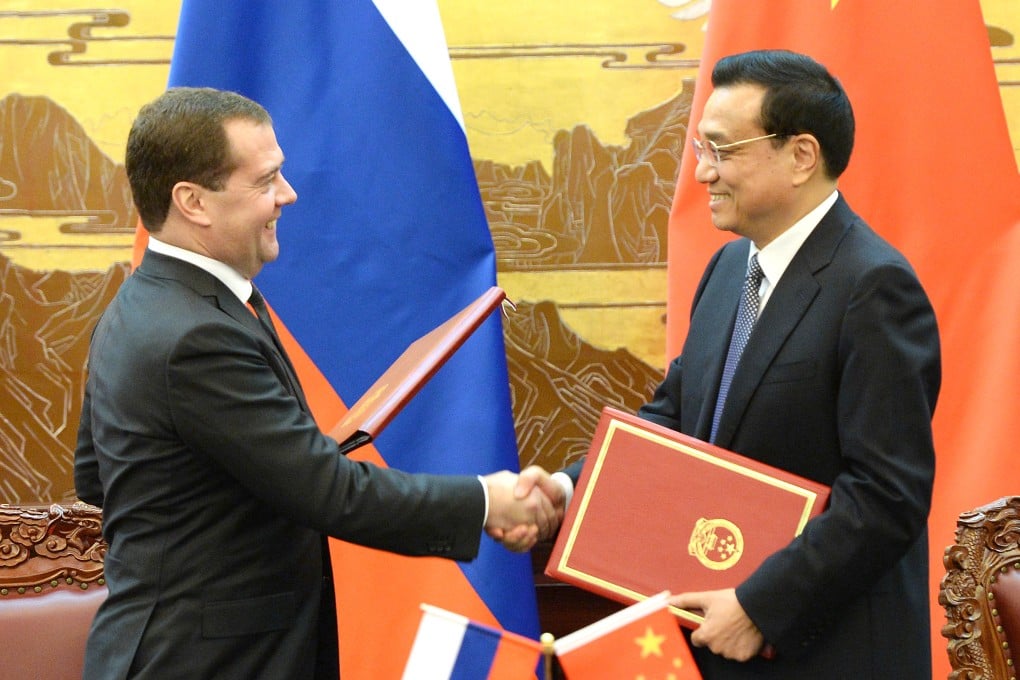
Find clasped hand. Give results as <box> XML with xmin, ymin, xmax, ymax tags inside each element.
<box><xmin>483</xmin><ymin>466</ymin><xmax>566</xmax><ymax>552</ymax></box>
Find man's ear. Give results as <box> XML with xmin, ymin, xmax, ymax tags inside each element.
<box><xmin>171</xmin><ymin>181</ymin><xmax>212</xmax><ymax>226</ymax></box>
<box><xmin>790</xmin><ymin>134</ymin><xmax>822</xmax><ymax>186</ymax></box>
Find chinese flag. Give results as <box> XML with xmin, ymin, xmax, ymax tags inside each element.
<box><xmin>666</xmin><ymin>2</ymin><xmax>1020</xmax><ymax>677</ymax></box>
<box><xmin>554</xmin><ymin>593</ymin><xmax>701</xmax><ymax>679</ymax></box>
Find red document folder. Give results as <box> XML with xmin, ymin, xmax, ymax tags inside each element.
<box><xmin>545</xmin><ymin>406</ymin><xmax>830</xmax><ymax>628</ymax></box>
<box><xmin>328</xmin><ymin>286</ymin><xmax>507</xmax><ymax>455</ymax></box>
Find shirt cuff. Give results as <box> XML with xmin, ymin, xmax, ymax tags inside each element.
<box><xmin>551</xmin><ymin>471</ymin><xmax>574</xmax><ymax>508</ymax></box>
<box><xmin>477</xmin><ymin>475</ymin><xmax>489</xmax><ymax>527</ymax></box>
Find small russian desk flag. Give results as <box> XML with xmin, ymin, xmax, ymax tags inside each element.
<box><xmin>402</xmin><ymin>603</ymin><xmax>543</xmax><ymax>679</ymax></box>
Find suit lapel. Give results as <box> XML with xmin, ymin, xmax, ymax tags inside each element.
<box><xmin>711</xmin><ymin>198</ymin><xmax>854</xmax><ymax>447</ymax></box>
<box><xmin>688</xmin><ymin>243</ymin><xmax>750</xmax><ymax>440</ymax></box>
<box><xmin>222</xmin><ymin>289</ymin><xmax>311</xmax><ymax>413</ymax></box>
<box><xmin>242</xmin><ymin>293</ymin><xmax>310</xmax><ymax>411</ymax></box>
<box><xmin>137</xmin><ymin>251</ymin><xmax>311</xmax><ymax>413</ymax></box>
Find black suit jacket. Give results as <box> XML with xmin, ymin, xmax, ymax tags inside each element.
<box><xmin>573</xmin><ymin>196</ymin><xmax>940</xmax><ymax>679</ymax></box>
<box><xmin>75</xmin><ymin>251</ymin><xmax>486</xmax><ymax>680</ymax></box>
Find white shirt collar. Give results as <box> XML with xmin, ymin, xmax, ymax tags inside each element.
<box><xmin>750</xmin><ymin>190</ymin><xmax>839</xmax><ymax>310</ymax></box>
<box><xmin>147</xmin><ymin>236</ymin><xmax>253</xmax><ymax>303</ymax></box>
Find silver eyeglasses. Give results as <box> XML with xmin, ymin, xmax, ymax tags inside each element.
<box><xmin>691</xmin><ymin>133</ymin><xmax>779</xmax><ymax>166</ymax></box>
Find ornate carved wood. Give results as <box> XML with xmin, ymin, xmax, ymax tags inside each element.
<box><xmin>940</xmin><ymin>495</ymin><xmax>1020</xmax><ymax>680</ymax></box>
<box><xmin>0</xmin><ymin>502</ymin><xmax>106</xmax><ymax>596</ymax></box>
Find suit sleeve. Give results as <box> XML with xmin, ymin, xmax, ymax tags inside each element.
<box><xmin>637</xmin><ymin>356</ymin><xmax>685</xmax><ymax>431</ymax></box>
<box><xmin>165</xmin><ymin>319</ymin><xmax>486</xmax><ymax>560</ymax></box>
<box><xmin>74</xmin><ymin>380</ymin><xmax>105</xmax><ymax>508</ymax></box>
<box><xmin>639</xmin><ymin>245</ymin><xmax>724</xmax><ymax>433</ymax></box>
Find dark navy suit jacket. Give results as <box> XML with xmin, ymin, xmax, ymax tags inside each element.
<box><xmin>571</xmin><ymin>196</ymin><xmax>940</xmax><ymax>679</ymax></box>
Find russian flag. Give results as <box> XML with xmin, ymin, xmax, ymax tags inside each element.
<box><xmin>166</xmin><ymin>0</ymin><xmax>541</xmax><ymax>676</ymax></box>
<box><xmin>403</xmin><ymin>604</ymin><xmax>544</xmax><ymax>680</ymax></box>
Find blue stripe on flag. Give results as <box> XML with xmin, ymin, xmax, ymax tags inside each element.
<box><xmin>169</xmin><ymin>0</ymin><xmax>538</xmax><ymax>640</ymax></box>
<box><xmin>449</xmin><ymin>622</ymin><xmax>500</xmax><ymax>680</ymax></box>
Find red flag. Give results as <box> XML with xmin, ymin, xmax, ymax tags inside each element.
<box><xmin>666</xmin><ymin>2</ymin><xmax>1020</xmax><ymax>676</ymax></box>
<box><xmin>554</xmin><ymin>592</ymin><xmax>701</xmax><ymax>679</ymax></box>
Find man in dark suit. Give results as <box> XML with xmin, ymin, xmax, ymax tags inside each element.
<box><xmin>518</xmin><ymin>50</ymin><xmax>941</xmax><ymax>678</ymax></box>
<box><xmin>75</xmin><ymin>87</ymin><xmax>562</xmax><ymax>680</ymax></box>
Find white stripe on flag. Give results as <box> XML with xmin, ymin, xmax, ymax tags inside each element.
<box><xmin>401</xmin><ymin>604</ymin><xmax>470</xmax><ymax>679</ymax></box>
<box><xmin>553</xmin><ymin>591</ymin><xmax>673</xmax><ymax>655</ymax></box>
<box><xmin>371</xmin><ymin>0</ymin><xmax>465</xmax><ymax>129</ymax></box>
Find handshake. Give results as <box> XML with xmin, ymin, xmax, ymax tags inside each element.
<box><xmin>482</xmin><ymin>466</ymin><xmax>568</xmax><ymax>552</ymax></box>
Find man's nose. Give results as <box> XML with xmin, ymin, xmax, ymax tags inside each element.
<box><xmin>692</xmin><ymin>154</ymin><xmax>717</xmax><ymax>184</ymax></box>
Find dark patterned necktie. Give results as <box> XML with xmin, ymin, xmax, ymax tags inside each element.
<box><xmin>710</xmin><ymin>254</ymin><xmax>765</xmax><ymax>443</ymax></box>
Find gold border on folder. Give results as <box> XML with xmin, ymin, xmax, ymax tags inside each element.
<box><xmin>555</xmin><ymin>417</ymin><xmax>821</xmax><ymax>627</ymax></box>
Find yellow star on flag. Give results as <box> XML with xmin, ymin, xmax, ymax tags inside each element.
<box><xmin>635</xmin><ymin>626</ymin><xmax>666</xmax><ymax>658</ymax></box>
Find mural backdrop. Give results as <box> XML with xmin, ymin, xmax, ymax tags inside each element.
<box><xmin>1</xmin><ymin>0</ymin><xmax>1017</xmax><ymax>504</ymax></box>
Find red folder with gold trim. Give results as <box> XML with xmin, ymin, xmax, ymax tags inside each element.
<box><xmin>328</xmin><ymin>286</ymin><xmax>507</xmax><ymax>454</ymax></box>
<box><xmin>545</xmin><ymin>406</ymin><xmax>830</xmax><ymax>628</ymax></box>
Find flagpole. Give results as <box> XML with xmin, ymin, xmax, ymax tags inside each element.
<box><xmin>541</xmin><ymin>632</ymin><xmax>555</xmax><ymax>679</ymax></box>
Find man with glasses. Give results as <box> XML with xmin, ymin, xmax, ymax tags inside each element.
<box><xmin>518</xmin><ymin>49</ymin><xmax>940</xmax><ymax>678</ymax></box>
<box><xmin>651</xmin><ymin>48</ymin><xmax>939</xmax><ymax>679</ymax></box>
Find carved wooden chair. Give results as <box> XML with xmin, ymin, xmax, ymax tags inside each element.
<box><xmin>940</xmin><ymin>495</ymin><xmax>1020</xmax><ymax>680</ymax></box>
<box><xmin>0</xmin><ymin>502</ymin><xmax>107</xmax><ymax>680</ymax></box>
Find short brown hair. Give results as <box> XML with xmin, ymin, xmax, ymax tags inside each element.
<box><xmin>126</xmin><ymin>87</ymin><xmax>271</xmax><ymax>231</ymax></box>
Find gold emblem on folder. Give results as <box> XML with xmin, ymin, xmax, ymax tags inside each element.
<box><xmin>688</xmin><ymin>517</ymin><xmax>744</xmax><ymax>570</ymax></box>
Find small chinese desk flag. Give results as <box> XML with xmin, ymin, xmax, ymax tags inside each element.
<box><xmin>402</xmin><ymin>603</ymin><xmax>542</xmax><ymax>679</ymax></box>
<box><xmin>554</xmin><ymin>592</ymin><xmax>701</xmax><ymax>679</ymax></box>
